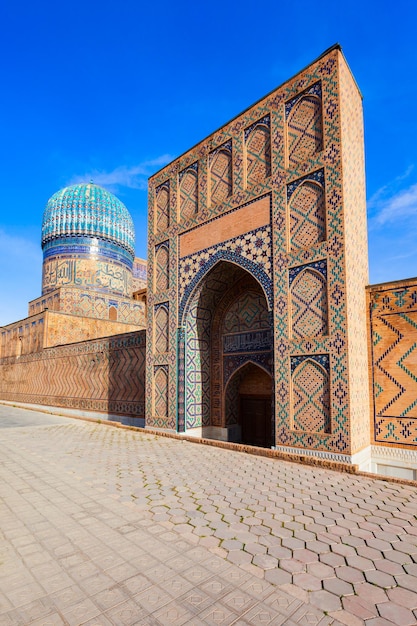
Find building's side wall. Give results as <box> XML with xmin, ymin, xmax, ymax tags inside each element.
<box><xmin>0</xmin><ymin>313</ymin><xmax>46</xmax><ymax>358</ymax></box>
<box><xmin>368</xmin><ymin>279</ymin><xmax>417</xmax><ymax>449</ymax></box>
<box><xmin>0</xmin><ymin>331</ymin><xmax>146</xmax><ymax>419</ymax></box>
<box><xmin>338</xmin><ymin>56</ymin><xmax>370</xmax><ymax>454</ymax></box>
<box><xmin>132</xmin><ymin>257</ymin><xmax>148</xmax><ymax>292</ymax></box>
<box><xmin>44</xmin><ymin>311</ymin><xmax>141</xmax><ymax>347</ymax></box>
<box><xmin>0</xmin><ymin>310</ymin><xmax>142</xmax><ymax>359</ymax></box>
<box><xmin>29</xmin><ymin>287</ymin><xmax>145</xmax><ymax>326</ymax></box>
<box><xmin>274</xmin><ymin>49</ymin><xmax>350</xmax><ymax>456</ymax></box>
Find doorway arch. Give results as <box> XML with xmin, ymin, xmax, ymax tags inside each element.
<box><xmin>225</xmin><ymin>362</ymin><xmax>273</xmax><ymax>448</ymax></box>
<box><xmin>179</xmin><ymin>259</ymin><xmax>274</xmax><ymax>444</ymax></box>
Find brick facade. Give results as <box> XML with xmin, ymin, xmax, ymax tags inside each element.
<box><xmin>0</xmin><ymin>331</ymin><xmax>146</xmax><ymax>421</ymax></box>
<box><xmin>146</xmin><ymin>45</ymin><xmax>370</xmax><ymax>461</ymax></box>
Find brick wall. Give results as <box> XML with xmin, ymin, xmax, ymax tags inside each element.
<box><xmin>0</xmin><ymin>330</ymin><xmax>146</xmax><ymax>419</ymax></box>
<box><xmin>368</xmin><ymin>278</ymin><xmax>417</xmax><ymax>449</ymax></box>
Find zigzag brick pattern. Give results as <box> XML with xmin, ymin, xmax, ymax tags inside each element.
<box><xmin>0</xmin><ymin>331</ymin><xmax>145</xmax><ymax>416</ymax></box>
<box><xmin>369</xmin><ymin>282</ymin><xmax>417</xmax><ymax>446</ymax></box>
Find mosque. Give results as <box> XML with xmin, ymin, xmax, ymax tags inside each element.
<box><xmin>1</xmin><ymin>45</ymin><xmax>416</xmax><ymax>480</ymax></box>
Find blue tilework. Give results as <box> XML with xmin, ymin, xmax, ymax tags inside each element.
<box><xmin>42</xmin><ymin>183</ymin><xmax>135</xmax><ymax>258</ymax></box>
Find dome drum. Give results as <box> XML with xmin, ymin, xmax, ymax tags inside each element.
<box><xmin>42</xmin><ymin>237</ymin><xmax>134</xmax><ymax>269</ymax></box>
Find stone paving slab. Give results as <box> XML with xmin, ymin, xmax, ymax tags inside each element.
<box><xmin>0</xmin><ymin>405</ymin><xmax>417</xmax><ymax>625</ymax></box>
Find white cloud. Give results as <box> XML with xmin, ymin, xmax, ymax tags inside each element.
<box><xmin>368</xmin><ymin>166</ymin><xmax>417</xmax><ymax>227</ymax></box>
<box><xmin>68</xmin><ymin>154</ymin><xmax>174</xmax><ymax>191</ymax></box>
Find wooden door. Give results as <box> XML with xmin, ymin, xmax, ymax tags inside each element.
<box><xmin>240</xmin><ymin>396</ymin><xmax>271</xmax><ymax>448</ymax></box>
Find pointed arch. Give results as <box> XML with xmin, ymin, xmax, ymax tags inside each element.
<box><xmin>291</xmin><ymin>358</ymin><xmax>330</xmax><ymax>433</ymax></box>
<box><xmin>245</xmin><ymin>123</ymin><xmax>271</xmax><ymax>187</ymax></box>
<box><xmin>287</xmin><ymin>95</ymin><xmax>323</xmax><ymax>167</ymax></box>
<box><xmin>210</xmin><ymin>148</ymin><xmax>232</xmax><ymax>205</ymax></box>
<box><xmin>180</xmin><ymin>260</ymin><xmax>273</xmax><ymax>438</ymax></box>
<box><xmin>179</xmin><ymin>252</ymin><xmax>273</xmax><ymax>326</ymax></box>
<box><xmin>290</xmin><ymin>267</ymin><xmax>327</xmax><ymax>338</ymax></box>
<box><xmin>179</xmin><ymin>167</ymin><xmax>198</xmax><ymax>220</ymax></box>
<box><xmin>289</xmin><ymin>180</ymin><xmax>325</xmax><ymax>251</ymax></box>
<box><xmin>154</xmin><ymin>366</ymin><xmax>168</xmax><ymax>418</ymax></box>
<box><xmin>154</xmin><ymin>304</ymin><xmax>169</xmax><ymax>353</ymax></box>
<box><xmin>155</xmin><ymin>183</ymin><xmax>170</xmax><ymax>232</ymax></box>
<box><xmin>154</xmin><ymin>244</ymin><xmax>169</xmax><ymax>292</ymax></box>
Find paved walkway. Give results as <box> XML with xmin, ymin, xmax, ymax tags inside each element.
<box><xmin>1</xmin><ymin>405</ymin><xmax>417</xmax><ymax>625</ymax></box>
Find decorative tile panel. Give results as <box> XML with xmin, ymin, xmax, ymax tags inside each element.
<box><xmin>155</xmin><ymin>182</ymin><xmax>170</xmax><ymax>232</ymax></box>
<box><xmin>288</xmin><ymin>171</ymin><xmax>325</xmax><ymax>252</ymax></box>
<box><xmin>154</xmin><ymin>243</ymin><xmax>169</xmax><ymax>292</ymax></box>
<box><xmin>290</xmin><ymin>264</ymin><xmax>328</xmax><ymax>339</ymax></box>
<box><xmin>179</xmin><ymin>164</ymin><xmax>198</xmax><ymax>220</ymax></box>
<box><xmin>245</xmin><ymin>116</ymin><xmax>271</xmax><ymax>187</ymax></box>
<box><xmin>209</xmin><ymin>141</ymin><xmax>232</xmax><ymax>205</ymax></box>
<box><xmin>291</xmin><ymin>356</ymin><xmax>330</xmax><ymax>433</ymax></box>
<box><xmin>286</xmin><ymin>82</ymin><xmax>323</xmax><ymax>169</ymax></box>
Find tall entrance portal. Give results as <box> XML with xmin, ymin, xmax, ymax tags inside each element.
<box><xmin>180</xmin><ymin>261</ymin><xmax>274</xmax><ymax>446</ymax></box>
<box><xmin>149</xmin><ymin>46</ymin><xmax>371</xmax><ymax>465</ymax></box>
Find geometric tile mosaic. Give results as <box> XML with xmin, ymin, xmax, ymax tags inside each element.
<box><xmin>291</xmin><ymin>356</ymin><xmax>330</xmax><ymax>433</ymax></box>
<box><xmin>155</xmin><ymin>243</ymin><xmax>169</xmax><ymax>292</ymax></box>
<box><xmin>179</xmin><ymin>224</ymin><xmax>272</xmax><ymax>321</ymax></box>
<box><xmin>155</xmin><ymin>182</ymin><xmax>170</xmax><ymax>232</ymax></box>
<box><xmin>290</xmin><ymin>265</ymin><xmax>328</xmax><ymax>339</ymax></box>
<box><xmin>210</xmin><ymin>141</ymin><xmax>232</xmax><ymax>206</ymax></box>
<box><xmin>288</xmin><ymin>174</ymin><xmax>325</xmax><ymax>252</ymax></box>
<box><xmin>245</xmin><ymin>116</ymin><xmax>271</xmax><ymax>188</ymax></box>
<box><xmin>179</xmin><ymin>163</ymin><xmax>198</xmax><ymax>220</ymax></box>
<box><xmin>286</xmin><ymin>82</ymin><xmax>323</xmax><ymax>169</ymax></box>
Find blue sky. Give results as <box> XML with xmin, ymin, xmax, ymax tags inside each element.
<box><xmin>1</xmin><ymin>0</ymin><xmax>417</xmax><ymax>325</ymax></box>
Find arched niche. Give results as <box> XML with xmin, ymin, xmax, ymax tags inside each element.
<box><xmin>154</xmin><ymin>305</ymin><xmax>169</xmax><ymax>353</ymax></box>
<box><xmin>291</xmin><ymin>358</ymin><xmax>330</xmax><ymax>433</ymax></box>
<box><xmin>210</xmin><ymin>149</ymin><xmax>232</xmax><ymax>205</ymax></box>
<box><xmin>155</xmin><ymin>184</ymin><xmax>170</xmax><ymax>232</ymax></box>
<box><xmin>179</xmin><ymin>168</ymin><xmax>198</xmax><ymax>220</ymax></box>
<box><xmin>154</xmin><ymin>245</ymin><xmax>169</xmax><ymax>292</ymax></box>
<box><xmin>290</xmin><ymin>267</ymin><xmax>327</xmax><ymax>338</ymax></box>
<box><xmin>287</xmin><ymin>95</ymin><xmax>323</xmax><ymax>167</ymax></box>
<box><xmin>289</xmin><ymin>180</ymin><xmax>325</xmax><ymax>252</ymax></box>
<box><xmin>245</xmin><ymin>124</ymin><xmax>271</xmax><ymax>187</ymax></box>
<box><xmin>225</xmin><ymin>362</ymin><xmax>273</xmax><ymax>447</ymax></box>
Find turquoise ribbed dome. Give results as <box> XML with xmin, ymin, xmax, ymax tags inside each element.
<box><xmin>41</xmin><ymin>183</ymin><xmax>135</xmax><ymax>257</ymax></box>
